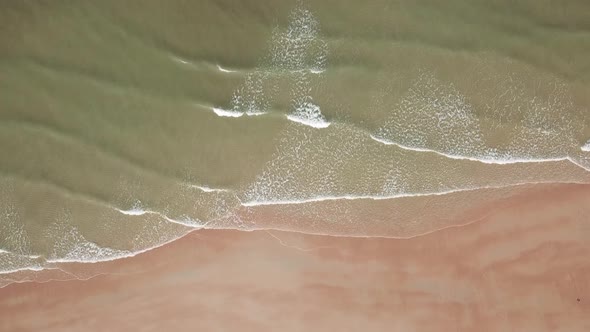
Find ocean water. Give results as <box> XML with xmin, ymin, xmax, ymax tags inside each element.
<box><xmin>1</xmin><ymin>0</ymin><xmax>590</xmax><ymax>282</ymax></box>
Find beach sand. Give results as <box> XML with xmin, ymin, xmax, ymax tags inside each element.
<box><xmin>1</xmin><ymin>183</ymin><xmax>589</xmax><ymax>331</ymax></box>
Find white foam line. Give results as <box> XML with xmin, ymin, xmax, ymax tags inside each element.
<box><xmin>0</xmin><ymin>250</ymin><xmax>42</xmax><ymax>259</ymax></box>
<box><xmin>163</xmin><ymin>216</ymin><xmax>203</xmax><ymax>228</ymax></box>
<box><xmin>274</xmin><ymin>68</ymin><xmax>324</xmax><ymax>74</ymax></box>
<box><xmin>2</xmin><ymin>210</ymin><xmax>217</xmax><ymax>276</ymax></box>
<box><xmin>45</xmin><ymin>252</ymin><xmax>131</xmax><ymax>264</ymax></box>
<box><xmin>241</xmin><ymin>180</ymin><xmax>589</xmax><ymax>207</ymax></box>
<box><xmin>369</xmin><ymin>135</ymin><xmax>569</xmax><ymax>165</ymax></box>
<box><xmin>0</xmin><ymin>176</ymin><xmax>584</xmax><ymax>277</ymax></box>
<box><xmin>170</xmin><ymin>55</ymin><xmax>201</xmax><ymax>68</ymax></box>
<box><xmin>204</xmin><ymin>108</ymin><xmax>590</xmax><ymax>171</ymax></box>
<box><xmin>117</xmin><ymin>208</ymin><xmax>147</xmax><ymax>216</ymax></box>
<box><xmin>2</xmin><ymin>231</ymin><xmax>194</xmax><ymax>273</ymax></box>
<box><xmin>0</xmin><ymin>266</ymin><xmax>45</xmax><ymax>275</ymax></box>
<box><xmin>246</xmin><ymin>110</ymin><xmax>267</xmax><ymax>116</ymax></box>
<box><xmin>116</xmin><ymin>208</ymin><xmax>205</xmax><ymax>228</ymax></box>
<box><xmin>217</xmin><ymin>64</ymin><xmax>236</xmax><ymax>73</ymax></box>
<box><xmin>212</xmin><ymin>107</ymin><xmax>244</xmax><ymax>118</ymax></box>
<box><xmin>44</xmin><ymin>216</ymin><xmax>219</xmax><ymax>265</ymax></box>
<box><xmin>568</xmin><ymin>157</ymin><xmax>590</xmax><ymax>172</ymax></box>
<box><xmin>43</xmin><ymin>231</ymin><xmax>188</xmax><ymax>265</ymax></box>
<box><xmin>171</xmin><ymin>56</ymin><xmax>190</xmax><ymax>65</ymax></box>
<box><xmin>43</xmin><ymin>217</ymin><xmax>217</xmax><ymax>265</ymax></box>
<box><xmin>286</xmin><ymin>114</ymin><xmax>331</xmax><ymax>129</ymax></box>
<box><xmin>172</xmin><ymin>57</ymin><xmax>239</xmax><ymax>74</ymax></box>
<box><xmin>38</xmin><ymin>218</ymin><xmax>213</xmax><ymax>266</ymax></box>
<box><xmin>212</xmin><ymin>107</ymin><xmax>267</xmax><ymax>118</ymax></box>
<box><xmin>187</xmin><ymin>184</ymin><xmax>229</xmax><ymax>193</ymax></box>
<box><xmin>0</xmin><ymin>234</ymin><xmax>182</xmax><ymax>275</ymax></box>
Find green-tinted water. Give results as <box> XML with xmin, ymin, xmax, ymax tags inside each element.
<box><xmin>1</xmin><ymin>0</ymin><xmax>590</xmax><ymax>278</ymax></box>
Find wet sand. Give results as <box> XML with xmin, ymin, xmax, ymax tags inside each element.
<box><xmin>1</xmin><ymin>183</ymin><xmax>589</xmax><ymax>331</ymax></box>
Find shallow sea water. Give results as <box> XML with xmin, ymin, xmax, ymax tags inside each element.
<box><xmin>1</xmin><ymin>0</ymin><xmax>590</xmax><ymax>277</ymax></box>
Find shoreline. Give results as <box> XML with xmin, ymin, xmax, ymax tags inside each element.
<box><xmin>2</xmin><ymin>181</ymin><xmax>589</xmax><ymax>286</ymax></box>
<box><xmin>1</xmin><ymin>182</ymin><xmax>589</xmax><ymax>331</ymax></box>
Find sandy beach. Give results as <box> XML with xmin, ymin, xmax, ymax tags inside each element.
<box><xmin>1</xmin><ymin>183</ymin><xmax>589</xmax><ymax>331</ymax></box>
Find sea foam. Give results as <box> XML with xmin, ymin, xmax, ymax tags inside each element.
<box><xmin>369</xmin><ymin>70</ymin><xmax>586</xmax><ymax>170</ymax></box>
<box><xmin>118</xmin><ymin>207</ymin><xmax>148</xmax><ymax>216</ymax></box>
<box><xmin>369</xmin><ymin>134</ymin><xmax>569</xmax><ymax>165</ymax></box>
<box><xmin>241</xmin><ymin>180</ymin><xmax>588</xmax><ymax>207</ymax></box>
<box><xmin>286</xmin><ymin>114</ymin><xmax>331</xmax><ymax>128</ymax></box>
<box><xmin>277</xmin><ymin>8</ymin><xmax>329</xmax><ymax>129</ymax></box>
<box><xmin>212</xmin><ymin>107</ymin><xmax>244</xmax><ymax>118</ymax></box>
<box><xmin>217</xmin><ymin>64</ymin><xmax>236</xmax><ymax>73</ymax></box>
<box><xmin>187</xmin><ymin>184</ymin><xmax>229</xmax><ymax>193</ymax></box>
<box><xmin>212</xmin><ymin>6</ymin><xmax>329</xmax><ymax>128</ymax></box>
<box><xmin>287</xmin><ymin>100</ymin><xmax>330</xmax><ymax>128</ymax></box>
<box><xmin>117</xmin><ymin>206</ymin><xmax>204</xmax><ymax>228</ymax></box>
<box><xmin>47</xmin><ymin>241</ymin><xmax>131</xmax><ymax>264</ymax></box>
